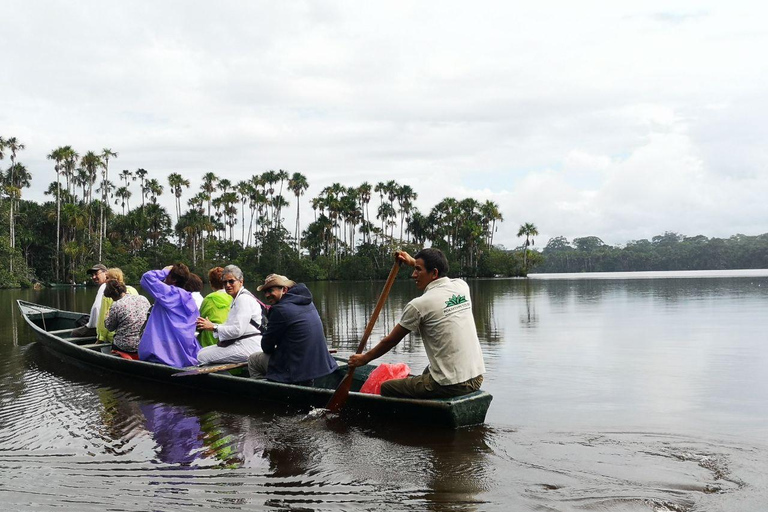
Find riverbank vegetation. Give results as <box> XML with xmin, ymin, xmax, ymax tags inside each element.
<box><xmin>1</xmin><ymin>138</ymin><xmax>538</xmax><ymax>288</ymax></box>
<box><xmin>538</xmin><ymin>232</ymin><xmax>768</xmax><ymax>273</ymax></box>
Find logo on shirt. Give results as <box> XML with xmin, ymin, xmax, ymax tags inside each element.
<box><xmin>445</xmin><ymin>294</ymin><xmax>467</xmax><ymax>307</ymax></box>
<box><xmin>443</xmin><ymin>294</ymin><xmax>471</xmax><ymax>315</ymax></box>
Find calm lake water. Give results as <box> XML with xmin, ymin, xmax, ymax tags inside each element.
<box><xmin>2</xmin><ymin>270</ymin><xmax>767</xmax><ymax>511</ymax></box>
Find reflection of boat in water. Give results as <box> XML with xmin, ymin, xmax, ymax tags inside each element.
<box><xmin>18</xmin><ymin>300</ymin><xmax>493</xmax><ymax>428</ymax></box>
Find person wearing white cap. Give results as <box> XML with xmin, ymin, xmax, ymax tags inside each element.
<box><xmin>71</xmin><ymin>263</ymin><xmax>108</xmax><ymax>337</ymax></box>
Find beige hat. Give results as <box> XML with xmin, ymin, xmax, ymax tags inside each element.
<box><xmin>256</xmin><ymin>274</ymin><xmax>296</xmax><ymax>292</ymax></box>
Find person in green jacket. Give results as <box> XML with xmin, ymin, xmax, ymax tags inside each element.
<box><xmin>197</xmin><ymin>267</ymin><xmax>233</xmax><ymax>348</ymax></box>
<box><xmin>97</xmin><ymin>268</ymin><xmax>139</xmax><ymax>342</ymax></box>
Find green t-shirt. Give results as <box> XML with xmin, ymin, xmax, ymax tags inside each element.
<box><xmin>198</xmin><ymin>290</ymin><xmax>234</xmax><ymax>347</ymax></box>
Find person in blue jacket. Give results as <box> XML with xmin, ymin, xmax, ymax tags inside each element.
<box><xmin>247</xmin><ymin>274</ymin><xmax>338</xmax><ymax>385</ymax></box>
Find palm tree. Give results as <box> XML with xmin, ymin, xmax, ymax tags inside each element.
<box><xmin>4</xmin><ymin>137</ymin><xmax>25</xmax><ymax>272</ymax></box>
<box><xmin>517</xmin><ymin>222</ymin><xmax>539</xmax><ymax>272</ymax></box>
<box><xmin>114</xmin><ymin>186</ymin><xmax>132</xmax><ymax>215</ymax></box>
<box><xmin>99</xmin><ymin>148</ymin><xmax>118</xmax><ymax>260</ymax></box>
<box><xmin>119</xmin><ymin>169</ymin><xmax>133</xmax><ymax>188</ymax></box>
<box><xmin>47</xmin><ymin>146</ymin><xmax>68</xmax><ymax>280</ymax></box>
<box><xmin>61</xmin><ymin>147</ymin><xmax>79</xmax><ymax>199</ymax></box>
<box><xmin>167</xmin><ymin>172</ymin><xmax>190</xmax><ymax>226</ymax></box>
<box><xmin>146</xmin><ymin>179</ymin><xmax>163</xmax><ymax>204</ymax></box>
<box><xmin>201</xmin><ymin>172</ymin><xmax>218</xmax><ymax>246</ymax></box>
<box><xmin>135</xmin><ymin>168</ymin><xmax>148</xmax><ymax>208</ymax></box>
<box><xmin>357</xmin><ymin>182</ymin><xmax>372</xmax><ymax>243</ymax></box>
<box><xmin>480</xmin><ymin>200</ymin><xmax>503</xmax><ymax>247</ymax></box>
<box><xmin>288</xmin><ymin>172</ymin><xmax>309</xmax><ymax>252</ymax></box>
<box><xmin>235</xmin><ymin>180</ymin><xmax>252</xmax><ymax>245</ymax></box>
<box><xmin>396</xmin><ymin>184</ymin><xmax>417</xmax><ymax>243</ymax></box>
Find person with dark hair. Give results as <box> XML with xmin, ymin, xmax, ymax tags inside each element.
<box><xmin>348</xmin><ymin>248</ymin><xmax>485</xmax><ymax>398</ymax></box>
<box><xmin>185</xmin><ymin>273</ymin><xmax>204</xmax><ymax>310</ymax></box>
<box><xmin>104</xmin><ymin>279</ymin><xmax>151</xmax><ymax>354</ymax></box>
<box><xmin>196</xmin><ymin>267</ymin><xmax>233</xmax><ymax>348</ymax></box>
<box><xmin>138</xmin><ymin>264</ymin><xmax>200</xmax><ymax>367</ymax></box>
<box><xmin>97</xmin><ymin>267</ymin><xmax>139</xmax><ymax>343</ymax></box>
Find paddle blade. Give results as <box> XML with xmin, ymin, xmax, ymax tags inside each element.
<box><xmin>326</xmin><ymin>370</ymin><xmax>354</xmax><ymax>413</ymax></box>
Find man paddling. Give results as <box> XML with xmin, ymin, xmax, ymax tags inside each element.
<box><xmin>348</xmin><ymin>248</ymin><xmax>485</xmax><ymax>398</ymax></box>
<box><xmin>71</xmin><ymin>263</ymin><xmax>108</xmax><ymax>337</ymax></box>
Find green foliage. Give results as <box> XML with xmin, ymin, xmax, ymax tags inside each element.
<box><xmin>540</xmin><ymin>231</ymin><xmax>768</xmax><ymax>272</ymax></box>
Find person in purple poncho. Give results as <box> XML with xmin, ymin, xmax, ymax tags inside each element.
<box><xmin>138</xmin><ymin>263</ymin><xmax>200</xmax><ymax>367</ymax></box>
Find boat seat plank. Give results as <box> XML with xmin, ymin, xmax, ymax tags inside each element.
<box><xmin>68</xmin><ymin>336</ymin><xmax>99</xmax><ymax>344</ymax></box>
<box><xmin>81</xmin><ymin>343</ymin><xmax>112</xmax><ymax>352</ymax></box>
<box><xmin>49</xmin><ymin>328</ymin><xmax>76</xmax><ymax>335</ymax></box>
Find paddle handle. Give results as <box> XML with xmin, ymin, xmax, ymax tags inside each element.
<box><xmin>353</xmin><ymin>258</ymin><xmax>401</xmax><ymax>355</ymax></box>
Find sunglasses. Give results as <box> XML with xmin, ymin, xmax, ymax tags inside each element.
<box><xmin>224</xmin><ymin>279</ymin><xmax>239</xmax><ymax>285</ymax></box>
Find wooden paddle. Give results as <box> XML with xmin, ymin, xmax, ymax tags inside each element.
<box><xmin>326</xmin><ymin>257</ymin><xmax>401</xmax><ymax>412</ymax></box>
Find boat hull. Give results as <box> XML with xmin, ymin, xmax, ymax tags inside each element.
<box><xmin>17</xmin><ymin>300</ymin><xmax>493</xmax><ymax>428</ymax></box>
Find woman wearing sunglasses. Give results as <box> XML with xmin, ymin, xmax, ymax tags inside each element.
<box><xmin>196</xmin><ymin>265</ymin><xmax>267</xmax><ymax>365</ymax></box>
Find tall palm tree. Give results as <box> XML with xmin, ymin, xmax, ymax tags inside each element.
<box><xmin>4</xmin><ymin>137</ymin><xmax>25</xmax><ymax>272</ymax></box>
<box><xmin>480</xmin><ymin>200</ymin><xmax>503</xmax><ymax>247</ymax></box>
<box><xmin>135</xmin><ymin>168</ymin><xmax>148</xmax><ymax>208</ymax></box>
<box><xmin>288</xmin><ymin>172</ymin><xmax>309</xmax><ymax>252</ymax></box>
<box><xmin>146</xmin><ymin>179</ymin><xmax>163</xmax><ymax>204</ymax></box>
<box><xmin>167</xmin><ymin>172</ymin><xmax>190</xmax><ymax>226</ymax></box>
<box><xmin>357</xmin><ymin>182</ymin><xmax>372</xmax><ymax>244</ymax></box>
<box><xmin>201</xmin><ymin>172</ymin><xmax>218</xmax><ymax>246</ymax></box>
<box><xmin>517</xmin><ymin>222</ymin><xmax>539</xmax><ymax>272</ymax></box>
<box><xmin>62</xmin><ymin>146</ymin><xmax>79</xmax><ymax>198</ymax></box>
<box><xmin>235</xmin><ymin>180</ymin><xmax>252</xmax><ymax>245</ymax></box>
<box><xmin>114</xmin><ymin>186</ymin><xmax>132</xmax><ymax>215</ymax></box>
<box><xmin>99</xmin><ymin>148</ymin><xmax>118</xmax><ymax>260</ymax></box>
<box><xmin>47</xmin><ymin>146</ymin><xmax>68</xmax><ymax>281</ymax></box>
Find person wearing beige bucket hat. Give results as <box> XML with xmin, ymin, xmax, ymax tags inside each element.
<box><xmin>248</xmin><ymin>275</ymin><xmax>337</xmax><ymax>384</ymax></box>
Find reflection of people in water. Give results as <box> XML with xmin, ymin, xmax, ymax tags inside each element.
<box><xmin>140</xmin><ymin>403</ymin><xmax>205</xmax><ymax>465</ymax></box>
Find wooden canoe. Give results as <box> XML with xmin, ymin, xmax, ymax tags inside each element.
<box><xmin>17</xmin><ymin>300</ymin><xmax>493</xmax><ymax>428</ymax></box>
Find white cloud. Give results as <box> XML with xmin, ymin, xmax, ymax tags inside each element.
<box><xmin>2</xmin><ymin>1</ymin><xmax>767</xmax><ymax>250</ymax></box>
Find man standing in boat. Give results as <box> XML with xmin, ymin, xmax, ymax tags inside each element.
<box><xmin>247</xmin><ymin>274</ymin><xmax>338</xmax><ymax>385</ymax></box>
<box><xmin>348</xmin><ymin>248</ymin><xmax>485</xmax><ymax>398</ymax></box>
<box><xmin>71</xmin><ymin>263</ymin><xmax>108</xmax><ymax>337</ymax></box>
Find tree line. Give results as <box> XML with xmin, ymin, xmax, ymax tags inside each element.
<box><xmin>1</xmin><ymin>137</ymin><xmax>541</xmax><ymax>288</ymax></box>
<box><xmin>538</xmin><ymin>231</ymin><xmax>768</xmax><ymax>273</ymax></box>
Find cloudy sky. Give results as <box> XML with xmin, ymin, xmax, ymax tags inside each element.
<box><xmin>2</xmin><ymin>1</ymin><xmax>766</xmax><ymax>248</ymax></box>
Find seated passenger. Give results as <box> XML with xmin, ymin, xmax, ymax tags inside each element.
<box><xmin>196</xmin><ymin>267</ymin><xmax>233</xmax><ymax>348</ymax></box>
<box><xmin>103</xmin><ymin>279</ymin><xmax>151</xmax><ymax>354</ymax></box>
<box><xmin>97</xmin><ymin>267</ymin><xmax>139</xmax><ymax>343</ymax></box>
<box><xmin>185</xmin><ymin>273</ymin><xmax>204</xmax><ymax>310</ymax></box>
<box><xmin>195</xmin><ymin>265</ymin><xmax>264</xmax><ymax>365</ymax></box>
<box><xmin>138</xmin><ymin>263</ymin><xmax>200</xmax><ymax>367</ymax></box>
<box><xmin>248</xmin><ymin>274</ymin><xmax>338</xmax><ymax>384</ymax></box>
<box><xmin>71</xmin><ymin>263</ymin><xmax>108</xmax><ymax>337</ymax></box>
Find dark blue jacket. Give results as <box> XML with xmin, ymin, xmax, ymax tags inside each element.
<box><xmin>261</xmin><ymin>283</ymin><xmax>338</xmax><ymax>383</ymax></box>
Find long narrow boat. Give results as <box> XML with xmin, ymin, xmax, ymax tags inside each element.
<box><xmin>17</xmin><ymin>300</ymin><xmax>493</xmax><ymax>428</ymax></box>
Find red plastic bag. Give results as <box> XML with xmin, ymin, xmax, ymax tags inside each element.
<box><xmin>359</xmin><ymin>363</ymin><xmax>411</xmax><ymax>395</ymax></box>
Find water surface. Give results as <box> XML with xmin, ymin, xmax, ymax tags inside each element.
<box><xmin>1</xmin><ymin>270</ymin><xmax>767</xmax><ymax>511</ymax></box>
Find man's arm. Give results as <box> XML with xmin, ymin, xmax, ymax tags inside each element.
<box><xmin>348</xmin><ymin>324</ymin><xmax>411</xmax><ymax>368</ymax></box>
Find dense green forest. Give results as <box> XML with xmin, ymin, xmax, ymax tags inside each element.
<box><xmin>0</xmin><ymin>137</ymin><xmax>535</xmax><ymax>288</ymax></box>
<box><xmin>537</xmin><ymin>232</ymin><xmax>768</xmax><ymax>273</ymax></box>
